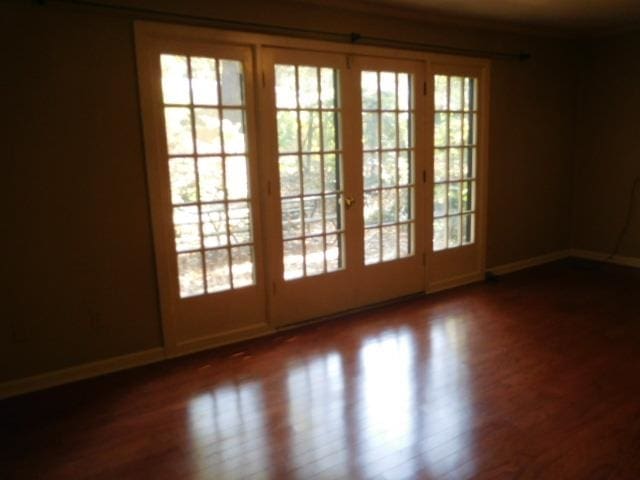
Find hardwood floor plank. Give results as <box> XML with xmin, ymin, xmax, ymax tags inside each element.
<box><xmin>2</xmin><ymin>260</ymin><xmax>639</xmax><ymax>479</ymax></box>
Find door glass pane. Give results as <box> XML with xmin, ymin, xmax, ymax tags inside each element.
<box><xmin>361</xmin><ymin>70</ymin><xmax>415</xmax><ymax>265</ymax></box>
<box><xmin>283</xmin><ymin>239</ymin><xmax>304</xmax><ymax>280</ymax></box>
<box><xmin>221</xmin><ymin>109</ymin><xmax>246</xmax><ymax>154</ymax></box>
<box><xmin>161</xmin><ymin>55</ymin><xmax>190</xmax><ymax>105</ymax></box>
<box><xmin>281</xmin><ymin>198</ymin><xmax>303</xmax><ymax>239</ymax></box>
<box><xmin>279</xmin><ymin>155</ymin><xmax>301</xmax><ymax>196</ymax></box>
<box><xmin>169</xmin><ymin>157</ymin><xmax>198</xmax><ymax>204</ymax></box>
<box><xmin>231</xmin><ymin>246</ymin><xmax>254</xmax><ymax>288</ymax></box>
<box><xmin>190</xmin><ymin>57</ymin><xmax>218</xmax><ymax>105</ymax></box>
<box><xmin>201</xmin><ymin>203</ymin><xmax>227</xmax><ymax>248</ymax></box>
<box><xmin>174</xmin><ymin>206</ymin><xmax>201</xmax><ymax>252</ymax></box>
<box><xmin>164</xmin><ymin>107</ymin><xmax>194</xmax><ymax>155</ymax></box>
<box><xmin>194</xmin><ymin>108</ymin><xmax>221</xmax><ymax>154</ymax></box>
<box><xmin>448</xmin><ymin>215</ymin><xmax>461</xmax><ymax>248</ymax></box>
<box><xmin>364</xmin><ymin>228</ymin><xmax>381</xmax><ymax>265</ymax></box>
<box><xmin>399</xmin><ymin>223</ymin><xmax>411</xmax><ymax>258</ymax></box>
<box><xmin>178</xmin><ymin>252</ymin><xmax>205</xmax><ymax>297</ymax></box>
<box><xmin>275</xmin><ymin>64</ymin><xmax>344</xmax><ymax>280</ymax></box>
<box><xmin>219</xmin><ymin>60</ymin><xmax>244</xmax><ymax>106</ymax></box>
<box><xmin>205</xmin><ymin>249</ymin><xmax>230</xmax><ymax>293</ymax></box>
<box><xmin>159</xmin><ymin>54</ymin><xmax>256</xmax><ymax>297</ymax></box>
<box><xmin>228</xmin><ymin>201</ymin><xmax>252</xmax><ymax>245</ymax></box>
<box><xmin>433</xmin><ymin>74</ymin><xmax>478</xmax><ymax>252</ymax></box>
<box><xmin>300</xmin><ymin>111</ymin><xmax>321</xmax><ymax>152</ymax></box>
<box><xmin>433</xmin><ymin>218</ymin><xmax>446</xmax><ymax>252</ymax></box>
<box><xmin>298</xmin><ymin>66</ymin><xmax>320</xmax><ymax>108</ymax></box>
<box><xmin>277</xmin><ymin>111</ymin><xmax>299</xmax><ymax>153</ymax></box>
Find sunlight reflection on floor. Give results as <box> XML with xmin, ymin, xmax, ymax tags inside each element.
<box><xmin>186</xmin><ymin>316</ymin><xmax>476</xmax><ymax>478</ymax></box>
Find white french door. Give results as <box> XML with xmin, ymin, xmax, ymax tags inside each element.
<box><xmin>135</xmin><ymin>22</ymin><xmax>488</xmax><ymax>352</ymax></box>
<box><xmin>426</xmin><ymin>64</ymin><xmax>488</xmax><ymax>292</ymax></box>
<box><xmin>136</xmin><ymin>35</ymin><xmax>269</xmax><ymax>355</ymax></box>
<box><xmin>352</xmin><ymin>56</ymin><xmax>427</xmax><ymax>308</ymax></box>
<box><xmin>260</xmin><ymin>50</ymin><xmax>360</xmax><ymax>326</ymax></box>
<box><xmin>262</xmin><ymin>49</ymin><xmax>426</xmax><ymax>327</ymax></box>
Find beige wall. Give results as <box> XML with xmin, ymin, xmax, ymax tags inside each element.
<box><xmin>572</xmin><ymin>31</ymin><xmax>640</xmax><ymax>258</ymax></box>
<box><xmin>2</xmin><ymin>0</ymin><xmax>580</xmax><ymax>382</ymax></box>
<box><xmin>2</xmin><ymin>3</ymin><xmax>165</xmax><ymax>382</ymax></box>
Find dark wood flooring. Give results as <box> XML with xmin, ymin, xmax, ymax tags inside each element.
<box><xmin>2</xmin><ymin>260</ymin><xmax>640</xmax><ymax>479</ymax></box>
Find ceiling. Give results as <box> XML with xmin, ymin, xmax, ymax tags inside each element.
<box><xmin>301</xmin><ymin>0</ymin><xmax>640</xmax><ymax>34</ymax></box>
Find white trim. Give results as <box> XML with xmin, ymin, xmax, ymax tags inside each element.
<box><xmin>0</xmin><ymin>348</ymin><xmax>165</xmax><ymax>400</ymax></box>
<box><xmin>427</xmin><ymin>271</ymin><xmax>484</xmax><ymax>293</ymax></box>
<box><xmin>488</xmin><ymin>250</ymin><xmax>570</xmax><ymax>276</ymax></box>
<box><xmin>486</xmin><ymin>249</ymin><xmax>640</xmax><ymax>278</ymax></box>
<box><xmin>569</xmin><ymin>249</ymin><xmax>640</xmax><ymax>268</ymax></box>
<box><xmin>172</xmin><ymin>323</ymin><xmax>273</xmax><ymax>357</ymax></box>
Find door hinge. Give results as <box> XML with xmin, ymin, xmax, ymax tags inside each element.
<box><xmin>422</xmin><ymin>169</ymin><xmax>427</xmax><ymax>183</ymax></box>
<box><xmin>423</xmin><ymin>81</ymin><xmax>427</xmax><ymax>96</ymax></box>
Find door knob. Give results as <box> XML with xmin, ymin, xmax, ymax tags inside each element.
<box><xmin>344</xmin><ymin>196</ymin><xmax>355</xmax><ymax>209</ymax></box>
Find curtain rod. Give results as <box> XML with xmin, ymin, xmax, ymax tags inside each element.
<box><xmin>36</xmin><ymin>0</ymin><xmax>531</xmax><ymax>61</ymax></box>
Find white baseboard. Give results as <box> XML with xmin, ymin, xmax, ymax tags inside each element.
<box><xmin>0</xmin><ymin>347</ymin><xmax>165</xmax><ymax>400</ymax></box>
<box><xmin>0</xmin><ymin>323</ymin><xmax>274</xmax><ymax>400</ymax></box>
<box><xmin>488</xmin><ymin>250</ymin><xmax>571</xmax><ymax>276</ymax></box>
<box><xmin>171</xmin><ymin>323</ymin><xmax>273</xmax><ymax>358</ymax></box>
<box><xmin>487</xmin><ymin>248</ymin><xmax>640</xmax><ymax>278</ymax></box>
<box><xmin>427</xmin><ymin>272</ymin><xmax>485</xmax><ymax>294</ymax></box>
<box><xmin>569</xmin><ymin>249</ymin><xmax>640</xmax><ymax>268</ymax></box>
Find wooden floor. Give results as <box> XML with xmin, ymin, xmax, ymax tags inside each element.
<box><xmin>2</xmin><ymin>260</ymin><xmax>640</xmax><ymax>479</ymax></box>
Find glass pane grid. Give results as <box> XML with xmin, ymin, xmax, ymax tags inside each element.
<box><xmin>276</xmin><ymin>64</ymin><xmax>344</xmax><ymax>280</ymax></box>
<box><xmin>161</xmin><ymin>54</ymin><xmax>256</xmax><ymax>297</ymax></box>
<box><xmin>362</xmin><ymin>70</ymin><xmax>416</xmax><ymax>266</ymax></box>
<box><xmin>433</xmin><ymin>74</ymin><xmax>477</xmax><ymax>252</ymax></box>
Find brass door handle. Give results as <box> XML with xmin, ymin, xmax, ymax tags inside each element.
<box><xmin>344</xmin><ymin>196</ymin><xmax>355</xmax><ymax>209</ymax></box>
